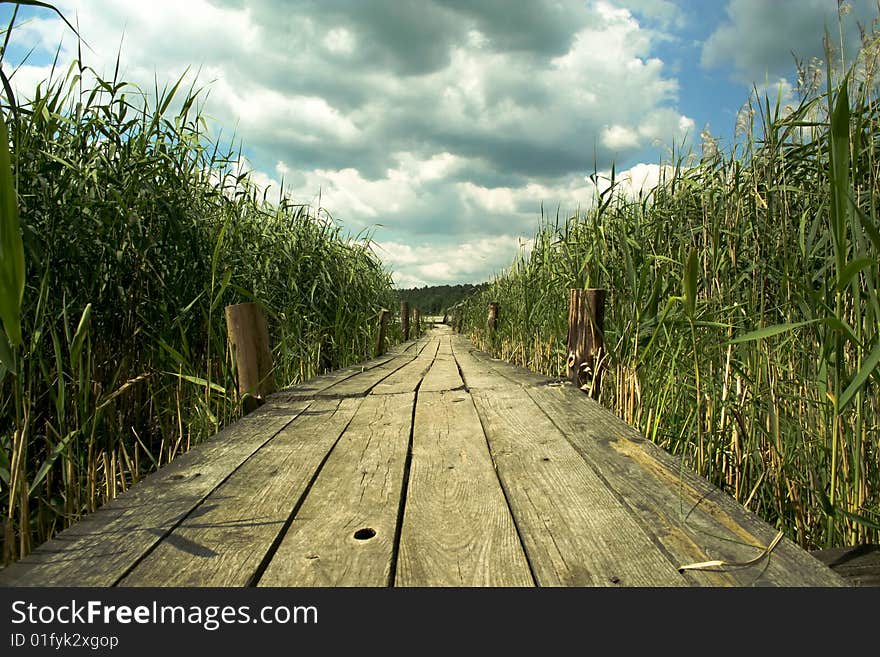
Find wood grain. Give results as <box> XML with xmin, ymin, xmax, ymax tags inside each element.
<box><xmin>316</xmin><ymin>342</ymin><xmax>429</xmax><ymax>397</ymax></box>
<box><xmin>120</xmin><ymin>398</ymin><xmax>361</xmax><ymax>586</ymax></box>
<box><xmin>257</xmin><ymin>393</ymin><xmax>414</xmax><ymax>586</ymax></box>
<box><xmin>0</xmin><ymin>400</ymin><xmax>308</xmax><ymax>586</ymax></box>
<box><xmin>460</xmin><ymin>342</ymin><xmax>846</xmax><ymax>587</ymax></box>
<box><xmin>525</xmin><ymin>385</ymin><xmax>849</xmax><ymax>586</ymax></box>
<box><xmin>396</xmin><ymin>390</ymin><xmax>534</xmax><ymax>586</ymax></box>
<box><xmin>812</xmin><ymin>545</ymin><xmax>880</xmax><ymax>586</ymax></box>
<box><xmin>371</xmin><ymin>338</ymin><xmax>439</xmax><ymax>394</ymax></box>
<box><xmin>468</xmin><ymin>385</ymin><xmax>685</xmax><ymax>586</ymax></box>
<box><xmin>419</xmin><ymin>332</ymin><xmax>465</xmax><ymax>392</ymax></box>
<box><xmin>273</xmin><ymin>354</ymin><xmax>396</xmax><ymax>400</ymax></box>
<box><xmin>452</xmin><ymin>335</ymin><xmax>554</xmax><ymax>388</ymax></box>
<box><xmin>1</xmin><ymin>327</ymin><xmax>846</xmax><ymax>588</ymax></box>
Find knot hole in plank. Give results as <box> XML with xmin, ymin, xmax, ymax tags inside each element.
<box><xmin>353</xmin><ymin>527</ymin><xmax>376</xmax><ymax>541</ymax></box>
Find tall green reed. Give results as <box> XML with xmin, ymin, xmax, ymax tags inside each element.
<box><xmin>459</xmin><ymin>18</ymin><xmax>880</xmax><ymax>549</ymax></box>
<box><xmin>0</xmin><ymin>35</ymin><xmax>397</xmax><ymax>561</ymax></box>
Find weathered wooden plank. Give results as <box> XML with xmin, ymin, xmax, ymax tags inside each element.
<box><xmin>0</xmin><ymin>400</ymin><xmax>309</xmax><ymax>586</ymax></box>
<box><xmin>396</xmin><ymin>390</ymin><xmax>534</xmax><ymax>586</ymax></box>
<box><xmin>449</xmin><ymin>339</ymin><xmax>510</xmax><ymax>389</ymax></box>
<box><xmin>270</xmin><ymin>338</ymin><xmax>425</xmax><ymax>401</ymax></box>
<box><xmin>524</xmin><ymin>386</ymin><xmax>820</xmax><ymax>586</ymax></box>
<box><xmin>257</xmin><ymin>393</ymin><xmax>414</xmax><ymax>586</ymax></box>
<box><xmin>394</xmin><ymin>339</ymin><xmax>422</xmax><ymax>354</ymax></box>
<box><xmin>452</xmin><ymin>335</ymin><xmax>557</xmax><ymax>388</ymax></box>
<box><xmin>528</xmin><ymin>386</ymin><xmax>848</xmax><ymax>586</ymax></box>
<box><xmin>462</xmin><ymin>339</ymin><xmax>846</xmax><ymax>586</ymax></box>
<box><xmin>371</xmin><ymin>339</ymin><xmax>439</xmax><ymax>395</ymax></box>
<box><xmin>272</xmin><ymin>354</ymin><xmax>397</xmax><ymax>400</ymax></box>
<box><xmin>419</xmin><ymin>334</ymin><xmax>465</xmax><ymax>392</ymax></box>
<box><xmin>812</xmin><ymin>545</ymin><xmax>880</xmax><ymax>586</ymax></box>
<box><xmin>120</xmin><ymin>398</ymin><xmax>361</xmax><ymax>587</ymax></box>
<box><xmin>314</xmin><ymin>342</ymin><xmax>430</xmax><ymax>398</ymax></box>
<box><xmin>468</xmin><ymin>386</ymin><xmax>686</xmax><ymax>586</ymax></box>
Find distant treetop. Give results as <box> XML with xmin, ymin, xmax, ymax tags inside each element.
<box><xmin>396</xmin><ymin>283</ymin><xmax>487</xmax><ymax>314</ymax></box>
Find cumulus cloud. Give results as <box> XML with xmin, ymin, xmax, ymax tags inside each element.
<box><xmin>701</xmin><ymin>0</ymin><xmax>876</xmax><ymax>82</ymax></box>
<box><xmin>379</xmin><ymin>236</ymin><xmax>530</xmax><ymax>288</ymax></box>
<box><xmin>3</xmin><ymin>0</ymin><xmax>697</xmax><ymax>285</ymax></box>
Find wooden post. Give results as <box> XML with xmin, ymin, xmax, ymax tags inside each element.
<box><xmin>401</xmin><ymin>301</ymin><xmax>410</xmax><ymax>341</ymax></box>
<box><xmin>487</xmin><ymin>302</ymin><xmax>499</xmax><ymax>334</ymax></box>
<box><xmin>225</xmin><ymin>302</ymin><xmax>275</xmax><ymax>413</ymax></box>
<box><xmin>375</xmin><ymin>309</ymin><xmax>389</xmax><ymax>357</ymax></box>
<box><xmin>413</xmin><ymin>308</ymin><xmax>421</xmax><ymax>337</ymax></box>
<box><xmin>566</xmin><ymin>288</ymin><xmax>606</xmax><ymax>399</ymax></box>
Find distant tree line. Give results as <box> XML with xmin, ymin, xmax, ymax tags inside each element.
<box><xmin>396</xmin><ymin>283</ymin><xmax>487</xmax><ymax>315</ymax></box>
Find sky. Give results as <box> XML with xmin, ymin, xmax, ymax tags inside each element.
<box><xmin>0</xmin><ymin>0</ymin><xmax>876</xmax><ymax>288</ymax></box>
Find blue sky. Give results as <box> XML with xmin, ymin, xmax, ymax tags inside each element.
<box><xmin>1</xmin><ymin>1</ymin><xmax>875</xmax><ymax>287</ymax></box>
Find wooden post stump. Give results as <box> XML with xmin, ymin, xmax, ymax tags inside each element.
<box><xmin>401</xmin><ymin>301</ymin><xmax>410</xmax><ymax>341</ymax></box>
<box><xmin>413</xmin><ymin>308</ymin><xmax>421</xmax><ymax>337</ymax></box>
<box><xmin>375</xmin><ymin>309</ymin><xmax>389</xmax><ymax>357</ymax></box>
<box><xmin>566</xmin><ymin>289</ymin><xmax>606</xmax><ymax>399</ymax></box>
<box><xmin>487</xmin><ymin>302</ymin><xmax>499</xmax><ymax>334</ymax></box>
<box><xmin>225</xmin><ymin>302</ymin><xmax>275</xmax><ymax>413</ymax></box>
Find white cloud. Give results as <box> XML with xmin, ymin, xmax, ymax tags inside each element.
<box><xmin>5</xmin><ymin>0</ymin><xmax>699</xmax><ymax>286</ymax></box>
<box><xmin>586</xmin><ymin>162</ymin><xmax>677</xmax><ymax>201</ymax></box>
<box><xmin>323</xmin><ymin>27</ymin><xmax>355</xmax><ymax>56</ymax></box>
<box><xmin>215</xmin><ymin>84</ymin><xmax>360</xmax><ymax>143</ymax></box>
<box><xmin>457</xmin><ymin>182</ymin><xmax>518</xmax><ymax>215</ymax></box>
<box><xmin>379</xmin><ymin>236</ymin><xmax>527</xmax><ymax>288</ymax></box>
<box><xmin>701</xmin><ymin>0</ymin><xmax>876</xmax><ymax>82</ymax></box>
<box><xmin>602</xmin><ymin>124</ymin><xmax>640</xmax><ymax>150</ymax></box>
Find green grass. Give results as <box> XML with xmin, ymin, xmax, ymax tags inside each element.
<box><xmin>0</xmin><ymin>32</ymin><xmax>398</xmax><ymax>561</ymax></box>
<box><xmin>457</xmin><ymin>21</ymin><xmax>880</xmax><ymax>550</ymax></box>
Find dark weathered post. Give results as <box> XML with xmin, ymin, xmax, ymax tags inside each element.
<box><xmin>375</xmin><ymin>308</ymin><xmax>389</xmax><ymax>356</ymax></box>
<box><xmin>413</xmin><ymin>308</ymin><xmax>421</xmax><ymax>337</ymax></box>
<box><xmin>487</xmin><ymin>302</ymin><xmax>499</xmax><ymax>334</ymax></box>
<box><xmin>225</xmin><ymin>302</ymin><xmax>275</xmax><ymax>413</ymax></box>
<box><xmin>566</xmin><ymin>288</ymin><xmax>606</xmax><ymax>399</ymax></box>
<box><xmin>401</xmin><ymin>301</ymin><xmax>410</xmax><ymax>341</ymax></box>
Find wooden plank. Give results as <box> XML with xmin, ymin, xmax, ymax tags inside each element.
<box><xmin>459</xmin><ymin>337</ymin><xmax>846</xmax><ymax>586</ymax></box>
<box><xmin>394</xmin><ymin>339</ymin><xmax>422</xmax><ymax>354</ymax></box>
<box><xmin>522</xmin><ymin>385</ymin><xmax>738</xmax><ymax>586</ymax></box>
<box><xmin>526</xmin><ymin>385</ymin><xmax>847</xmax><ymax>586</ymax></box>
<box><xmin>271</xmin><ymin>338</ymin><xmax>424</xmax><ymax>401</ymax></box>
<box><xmin>812</xmin><ymin>545</ymin><xmax>880</xmax><ymax>586</ymax></box>
<box><xmin>0</xmin><ymin>400</ymin><xmax>309</xmax><ymax>586</ymax></box>
<box><xmin>468</xmin><ymin>386</ymin><xmax>686</xmax><ymax>586</ymax></box>
<box><xmin>272</xmin><ymin>354</ymin><xmax>397</xmax><ymax>400</ymax></box>
<box><xmin>449</xmin><ymin>338</ymin><xmax>508</xmax><ymax>389</ymax></box>
<box><xmin>451</xmin><ymin>336</ymin><xmax>550</xmax><ymax>389</ymax></box>
<box><xmin>419</xmin><ymin>333</ymin><xmax>465</xmax><ymax>392</ymax></box>
<box><xmin>313</xmin><ymin>342</ymin><xmax>430</xmax><ymax>398</ymax></box>
<box><xmin>257</xmin><ymin>393</ymin><xmax>414</xmax><ymax>586</ymax></box>
<box><xmin>371</xmin><ymin>339</ymin><xmax>439</xmax><ymax>395</ymax></box>
<box><xmin>120</xmin><ymin>398</ymin><xmax>362</xmax><ymax>586</ymax></box>
<box><xmin>396</xmin><ymin>390</ymin><xmax>534</xmax><ymax>586</ymax></box>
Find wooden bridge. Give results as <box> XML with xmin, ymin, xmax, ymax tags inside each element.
<box><xmin>0</xmin><ymin>326</ymin><xmax>846</xmax><ymax>586</ymax></box>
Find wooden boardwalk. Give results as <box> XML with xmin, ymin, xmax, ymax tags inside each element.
<box><xmin>0</xmin><ymin>326</ymin><xmax>845</xmax><ymax>587</ymax></box>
